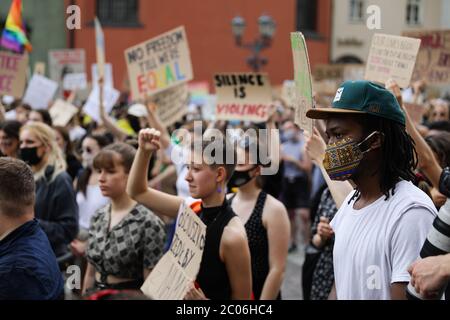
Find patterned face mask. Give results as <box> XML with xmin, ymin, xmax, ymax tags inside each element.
<box><xmin>324</xmin><ymin>132</ymin><xmax>379</xmax><ymax>181</ymax></box>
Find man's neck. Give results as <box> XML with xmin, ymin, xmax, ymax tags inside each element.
<box><xmin>0</xmin><ymin>212</ymin><xmax>33</xmax><ymax>241</ymax></box>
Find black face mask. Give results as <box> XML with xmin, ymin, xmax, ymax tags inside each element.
<box><xmin>228</xmin><ymin>167</ymin><xmax>257</xmax><ymax>189</ymax></box>
<box><xmin>20</xmin><ymin>147</ymin><xmax>42</xmax><ymax>166</ymax></box>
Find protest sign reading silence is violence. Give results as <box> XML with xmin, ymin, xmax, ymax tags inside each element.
<box><xmin>214</xmin><ymin>72</ymin><xmax>272</xmax><ymax>122</ymax></box>
<box><xmin>125</xmin><ymin>26</ymin><xmax>193</xmax><ymax>100</ymax></box>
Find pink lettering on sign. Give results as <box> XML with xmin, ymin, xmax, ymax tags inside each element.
<box><xmin>0</xmin><ymin>54</ymin><xmax>21</xmax><ymax>71</ymax></box>
<box><xmin>0</xmin><ymin>75</ymin><xmax>14</xmax><ymax>91</ymax></box>
<box><xmin>217</xmin><ymin>103</ymin><xmax>268</xmax><ymax>118</ymax></box>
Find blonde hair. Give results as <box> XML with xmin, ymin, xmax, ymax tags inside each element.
<box><xmin>21</xmin><ymin>122</ymin><xmax>67</xmax><ymax>182</ymax></box>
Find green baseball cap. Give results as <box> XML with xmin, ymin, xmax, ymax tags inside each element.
<box><xmin>307</xmin><ymin>80</ymin><xmax>406</xmax><ymax>126</ymax></box>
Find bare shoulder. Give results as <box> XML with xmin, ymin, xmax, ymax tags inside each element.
<box><xmin>263</xmin><ymin>194</ymin><xmax>288</xmax><ymax>217</ymax></box>
<box><xmin>222</xmin><ymin>217</ymin><xmax>248</xmax><ymax>249</ymax></box>
<box><xmin>226</xmin><ymin>193</ymin><xmax>235</xmax><ymax>200</ymax></box>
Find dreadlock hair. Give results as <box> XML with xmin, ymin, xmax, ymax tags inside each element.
<box><xmin>348</xmin><ymin>114</ymin><xmax>418</xmax><ymax>205</ymax></box>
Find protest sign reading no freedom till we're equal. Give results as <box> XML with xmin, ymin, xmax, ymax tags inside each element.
<box><xmin>0</xmin><ymin>51</ymin><xmax>28</xmax><ymax>99</ymax></box>
<box><xmin>124</xmin><ymin>26</ymin><xmax>193</xmax><ymax>100</ymax></box>
<box><xmin>141</xmin><ymin>202</ymin><xmax>206</xmax><ymax>300</ymax></box>
<box><xmin>214</xmin><ymin>73</ymin><xmax>272</xmax><ymax>122</ymax></box>
<box><xmin>365</xmin><ymin>33</ymin><xmax>421</xmax><ymax>88</ymax></box>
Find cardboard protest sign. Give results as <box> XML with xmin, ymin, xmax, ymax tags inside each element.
<box><xmin>214</xmin><ymin>73</ymin><xmax>272</xmax><ymax>122</ymax></box>
<box><xmin>0</xmin><ymin>51</ymin><xmax>28</xmax><ymax>98</ymax></box>
<box><xmin>365</xmin><ymin>34</ymin><xmax>421</xmax><ymax>88</ymax></box>
<box><xmin>291</xmin><ymin>32</ymin><xmax>314</xmax><ymax>133</ymax></box>
<box><xmin>63</xmin><ymin>73</ymin><xmax>87</xmax><ymax>91</ymax></box>
<box><xmin>124</xmin><ymin>26</ymin><xmax>193</xmax><ymax>100</ymax></box>
<box><xmin>150</xmin><ymin>83</ymin><xmax>189</xmax><ymax>127</ymax></box>
<box><xmin>312</xmin><ymin>64</ymin><xmax>365</xmax><ymax>95</ymax></box>
<box><xmin>281</xmin><ymin>80</ymin><xmax>296</xmax><ymax>108</ymax></box>
<box><xmin>23</xmin><ymin>74</ymin><xmax>59</xmax><ymax>110</ymax></box>
<box><xmin>92</xmin><ymin>63</ymin><xmax>114</xmax><ymax>88</ymax></box>
<box><xmin>141</xmin><ymin>202</ymin><xmax>206</xmax><ymax>300</ymax></box>
<box><xmin>94</xmin><ymin>18</ymin><xmax>106</xmax><ymax>80</ymax></box>
<box><xmin>83</xmin><ymin>86</ymin><xmax>120</xmax><ymax>123</ymax></box>
<box><xmin>49</xmin><ymin>99</ymin><xmax>79</xmax><ymax>127</ymax></box>
<box><xmin>402</xmin><ymin>30</ymin><xmax>450</xmax><ymax>85</ymax></box>
<box><xmin>33</xmin><ymin>62</ymin><xmax>46</xmax><ymax>76</ymax></box>
<box><xmin>49</xmin><ymin>49</ymin><xmax>86</xmax><ymax>84</ymax></box>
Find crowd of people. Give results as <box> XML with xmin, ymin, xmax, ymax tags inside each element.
<box><xmin>1</xmin><ymin>74</ymin><xmax>450</xmax><ymax>301</ymax></box>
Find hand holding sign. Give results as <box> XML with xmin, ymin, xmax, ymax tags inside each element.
<box><xmin>184</xmin><ymin>283</ymin><xmax>208</xmax><ymax>300</ymax></box>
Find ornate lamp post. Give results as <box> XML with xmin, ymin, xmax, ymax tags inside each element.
<box><xmin>231</xmin><ymin>15</ymin><xmax>276</xmax><ymax>72</ymax></box>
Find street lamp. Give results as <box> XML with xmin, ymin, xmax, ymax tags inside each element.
<box><xmin>231</xmin><ymin>15</ymin><xmax>276</xmax><ymax>72</ymax></box>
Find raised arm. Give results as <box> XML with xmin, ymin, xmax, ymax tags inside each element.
<box><xmin>385</xmin><ymin>79</ymin><xmax>442</xmax><ymax>188</ymax></box>
<box><xmin>98</xmin><ymin>82</ymin><xmax>128</xmax><ymax>142</ymax></box>
<box><xmin>127</xmin><ymin>128</ymin><xmax>183</xmax><ymax>219</ymax></box>
<box><xmin>145</xmin><ymin>102</ymin><xmax>171</xmax><ymax>150</ymax></box>
<box><xmin>0</xmin><ymin>98</ymin><xmax>5</xmax><ymax>122</ymax></box>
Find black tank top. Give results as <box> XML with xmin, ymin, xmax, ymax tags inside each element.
<box><xmin>231</xmin><ymin>191</ymin><xmax>280</xmax><ymax>300</ymax></box>
<box><xmin>196</xmin><ymin>200</ymin><xmax>236</xmax><ymax>300</ymax></box>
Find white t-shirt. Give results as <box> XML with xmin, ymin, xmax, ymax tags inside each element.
<box><xmin>76</xmin><ymin>185</ymin><xmax>110</xmax><ymax>230</ymax></box>
<box><xmin>330</xmin><ymin>180</ymin><xmax>437</xmax><ymax>300</ymax></box>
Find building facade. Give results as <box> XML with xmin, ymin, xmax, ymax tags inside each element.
<box><xmin>331</xmin><ymin>0</ymin><xmax>450</xmax><ymax>63</ymax></box>
<box><xmin>67</xmin><ymin>0</ymin><xmax>332</xmax><ymax>91</ymax></box>
<box><xmin>0</xmin><ymin>0</ymin><xmax>67</xmax><ymax>73</ymax></box>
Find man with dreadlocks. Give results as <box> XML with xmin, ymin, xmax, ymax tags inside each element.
<box><xmin>306</xmin><ymin>80</ymin><xmax>437</xmax><ymax>300</ymax></box>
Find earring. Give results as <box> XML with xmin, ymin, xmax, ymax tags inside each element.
<box><xmin>217</xmin><ymin>186</ymin><xmax>223</xmax><ymax>194</ymax></box>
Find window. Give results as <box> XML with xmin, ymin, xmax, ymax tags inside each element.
<box><xmin>349</xmin><ymin>0</ymin><xmax>365</xmax><ymax>22</ymax></box>
<box><xmin>406</xmin><ymin>0</ymin><xmax>422</xmax><ymax>25</ymax></box>
<box><xmin>97</xmin><ymin>0</ymin><xmax>140</xmax><ymax>27</ymax></box>
<box><xmin>296</xmin><ymin>0</ymin><xmax>318</xmax><ymax>37</ymax></box>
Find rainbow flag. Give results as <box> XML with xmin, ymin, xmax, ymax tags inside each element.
<box><xmin>0</xmin><ymin>0</ymin><xmax>32</xmax><ymax>53</ymax></box>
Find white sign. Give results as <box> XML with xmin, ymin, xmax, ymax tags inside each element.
<box><xmin>23</xmin><ymin>74</ymin><xmax>59</xmax><ymax>110</ymax></box>
<box><xmin>49</xmin><ymin>99</ymin><xmax>79</xmax><ymax>127</ymax></box>
<box><xmin>63</xmin><ymin>73</ymin><xmax>87</xmax><ymax>91</ymax></box>
<box><xmin>92</xmin><ymin>63</ymin><xmax>114</xmax><ymax>88</ymax></box>
<box><xmin>83</xmin><ymin>86</ymin><xmax>120</xmax><ymax>122</ymax></box>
